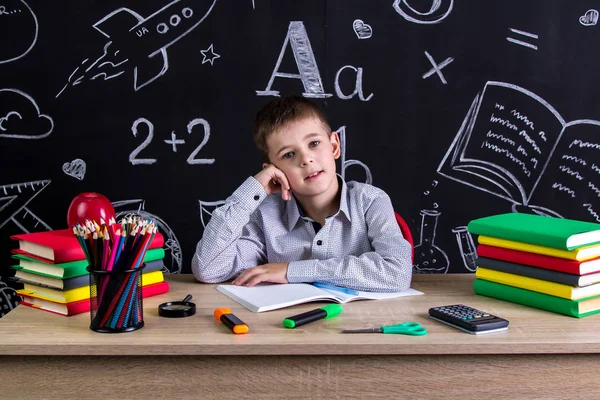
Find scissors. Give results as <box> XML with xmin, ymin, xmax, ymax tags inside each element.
<box><xmin>341</xmin><ymin>322</ymin><xmax>427</xmax><ymax>336</ymax></box>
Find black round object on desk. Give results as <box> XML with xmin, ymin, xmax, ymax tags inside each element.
<box><xmin>158</xmin><ymin>294</ymin><xmax>196</xmax><ymax>318</ymax></box>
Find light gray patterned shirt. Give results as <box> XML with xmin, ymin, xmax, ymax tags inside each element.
<box><xmin>192</xmin><ymin>176</ymin><xmax>412</xmax><ymax>292</ymax></box>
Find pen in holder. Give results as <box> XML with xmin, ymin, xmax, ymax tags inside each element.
<box><xmin>73</xmin><ymin>216</ymin><xmax>157</xmax><ymax>333</ymax></box>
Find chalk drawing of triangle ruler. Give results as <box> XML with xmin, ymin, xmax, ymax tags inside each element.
<box><xmin>0</xmin><ymin>180</ymin><xmax>52</xmax><ymax>233</ymax></box>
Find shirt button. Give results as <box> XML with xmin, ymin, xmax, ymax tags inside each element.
<box><xmin>317</xmin><ymin>240</ymin><xmax>323</xmax><ymax>246</ymax></box>
<box><xmin>253</xmin><ymin>195</ymin><xmax>259</xmax><ymax>200</ymax></box>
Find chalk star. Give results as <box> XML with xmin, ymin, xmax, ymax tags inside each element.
<box><xmin>200</xmin><ymin>44</ymin><xmax>220</xmax><ymax>66</ymax></box>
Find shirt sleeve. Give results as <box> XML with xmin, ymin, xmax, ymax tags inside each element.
<box><xmin>191</xmin><ymin>177</ymin><xmax>268</xmax><ymax>283</ymax></box>
<box><xmin>285</xmin><ymin>193</ymin><xmax>413</xmax><ymax>292</ymax></box>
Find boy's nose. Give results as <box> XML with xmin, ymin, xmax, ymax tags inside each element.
<box><xmin>301</xmin><ymin>157</ymin><xmax>313</xmax><ymax>166</ymax></box>
<box><xmin>298</xmin><ymin>151</ymin><xmax>313</xmax><ymax>166</ymax></box>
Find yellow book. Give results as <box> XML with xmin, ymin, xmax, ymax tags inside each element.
<box><xmin>477</xmin><ymin>236</ymin><xmax>600</xmax><ymax>261</ymax></box>
<box><xmin>18</xmin><ymin>270</ymin><xmax>164</xmax><ymax>303</ymax></box>
<box><xmin>476</xmin><ymin>267</ymin><xmax>600</xmax><ymax>300</ymax></box>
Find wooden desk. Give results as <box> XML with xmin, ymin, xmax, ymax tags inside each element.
<box><xmin>2</xmin><ymin>274</ymin><xmax>600</xmax><ymax>399</ymax></box>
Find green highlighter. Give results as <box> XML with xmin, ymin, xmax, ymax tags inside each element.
<box><xmin>282</xmin><ymin>304</ymin><xmax>343</xmax><ymax>329</ymax></box>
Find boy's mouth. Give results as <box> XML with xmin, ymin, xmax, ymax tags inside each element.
<box><xmin>305</xmin><ymin>170</ymin><xmax>323</xmax><ymax>181</ymax></box>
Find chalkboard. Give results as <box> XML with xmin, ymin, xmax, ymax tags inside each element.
<box><xmin>2</xmin><ymin>0</ymin><xmax>600</xmax><ymax>299</ymax></box>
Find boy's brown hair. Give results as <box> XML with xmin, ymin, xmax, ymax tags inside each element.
<box><xmin>254</xmin><ymin>96</ymin><xmax>331</xmax><ymax>163</ymax></box>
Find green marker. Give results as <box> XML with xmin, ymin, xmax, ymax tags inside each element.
<box><xmin>282</xmin><ymin>304</ymin><xmax>343</xmax><ymax>329</ymax></box>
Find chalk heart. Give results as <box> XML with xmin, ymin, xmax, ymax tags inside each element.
<box><xmin>580</xmin><ymin>9</ymin><xmax>599</xmax><ymax>26</ymax></box>
<box><xmin>62</xmin><ymin>158</ymin><xmax>86</xmax><ymax>180</ymax></box>
<box><xmin>352</xmin><ymin>19</ymin><xmax>373</xmax><ymax>39</ymax></box>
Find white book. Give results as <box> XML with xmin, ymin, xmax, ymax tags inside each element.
<box><xmin>216</xmin><ymin>283</ymin><xmax>424</xmax><ymax>313</ymax></box>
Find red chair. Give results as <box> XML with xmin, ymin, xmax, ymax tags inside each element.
<box><xmin>394</xmin><ymin>212</ymin><xmax>414</xmax><ymax>262</ymax></box>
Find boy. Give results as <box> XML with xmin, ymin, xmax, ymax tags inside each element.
<box><xmin>192</xmin><ymin>96</ymin><xmax>412</xmax><ymax>292</ymax></box>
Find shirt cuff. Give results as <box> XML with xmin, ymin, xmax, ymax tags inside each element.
<box><xmin>286</xmin><ymin>259</ymin><xmax>319</xmax><ymax>283</ymax></box>
<box><xmin>229</xmin><ymin>176</ymin><xmax>268</xmax><ymax>211</ymax></box>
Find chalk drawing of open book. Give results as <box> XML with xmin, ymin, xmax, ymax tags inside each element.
<box><xmin>438</xmin><ymin>81</ymin><xmax>600</xmax><ymax>222</ymax></box>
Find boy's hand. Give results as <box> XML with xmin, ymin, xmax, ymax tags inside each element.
<box><xmin>232</xmin><ymin>263</ymin><xmax>289</xmax><ymax>287</ymax></box>
<box><xmin>254</xmin><ymin>164</ymin><xmax>292</xmax><ymax>201</ymax></box>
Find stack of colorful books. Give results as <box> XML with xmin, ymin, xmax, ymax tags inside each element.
<box><xmin>10</xmin><ymin>227</ymin><xmax>170</xmax><ymax>316</ymax></box>
<box><xmin>468</xmin><ymin>213</ymin><xmax>600</xmax><ymax>318</ymax></box>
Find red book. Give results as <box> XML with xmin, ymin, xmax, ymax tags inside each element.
<box><xmin>11</xmin><ymin>229</ymin><xmax>164</xmax><ymax>263</ymax></box>
<box><xmin>17</xmin><ymin>281</ymin><xmax>170</xmax><ymax>316</ymax></box>
<box><xmin>477</xmin><ymin>244</ymin><xmax>600</xmax><ymax>275</ymax></box>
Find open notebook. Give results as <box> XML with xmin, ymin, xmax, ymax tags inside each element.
<box><xmin>216</xmin><ymin>283</ymin><xmax>424</xmax><ymax>312</ymax></box>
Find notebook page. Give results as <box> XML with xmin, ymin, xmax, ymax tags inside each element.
<box><xmin>216</xmin><ymin>283</ymin><xmax>339</xmax><ymax>312</ymax></box>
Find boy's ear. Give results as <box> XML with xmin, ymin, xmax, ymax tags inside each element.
<box><xmin>330</xmin><ymin>131</ymin><xmax>341</xmax><ymax>160</ymax></box>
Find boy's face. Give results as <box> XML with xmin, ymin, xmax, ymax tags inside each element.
<box><xmin>266</xmin><ymin>118</ymin><xmax>341</xmax><ymax>199</ymax></box>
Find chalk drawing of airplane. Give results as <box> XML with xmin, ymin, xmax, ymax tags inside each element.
<box><xmin>93</xmin><ymin>0</ymin><xmax>218</xmax><ymax>91</ymax></box>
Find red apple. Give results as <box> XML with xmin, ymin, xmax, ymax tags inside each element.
<box><xmin>67</xmin><ymin>192</ymin><xmax>116</xmax><ymax>226</ymax></box>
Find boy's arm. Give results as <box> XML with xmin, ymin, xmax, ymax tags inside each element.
<box><xmin>286</xmin><ymin>194</ymin><xmax>413</xmax><ymax>292</ymax></box>
<box><xmin>191</xmin><ymin>177</ymin><xmax>268</xmax><ymax>283</ymax></box>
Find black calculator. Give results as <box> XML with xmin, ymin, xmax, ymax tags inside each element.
<box><xmin>428</xmin><ymin>304</ymin><xmax>509</xmax><ymax>334</ymax></box>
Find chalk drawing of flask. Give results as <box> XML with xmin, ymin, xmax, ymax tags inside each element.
<box><xmin>452</xmin><ymin>226</ymin><xmax>477</xmax><ymax>272</ymax></box>
<box><xmin>413</xmin><ymin>210</ymin><xmax>449</xmax><ymax>274</ymax></box>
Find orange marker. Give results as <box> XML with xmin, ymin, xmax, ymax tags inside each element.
<box><xmin>214</xmin><ymin>308</ymin><xmax>249</xmax><ymax>334</ymax></box>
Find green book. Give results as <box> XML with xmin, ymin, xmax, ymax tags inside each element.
<box><xmin>143</xmin><ymin>247</ymin><xmax>165</xmax><ymax>263</ymax></box>
<box><xmin>11</xmin><ymin>247</ymin><xmax>165</xmax><ymax>279</ymax></box>
<box><xmin>11</xmin><ymin>255</ymin><xmax>88</xmax><ymax>279</ymax></box>
<box><xmin>473</xmin><ymin>278</ymin><xmax>600</xmax><ymax>318</ymax></box>
<box><xmin>468</xmin><ymin>213</ymin><xmax>600</xmax><ymax>250</ymax></box>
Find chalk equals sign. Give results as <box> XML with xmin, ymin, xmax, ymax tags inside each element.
<box><xmin>507</xmin><ymin>28</ymin><xmax>538</xmax><ymax>50</ymax></box>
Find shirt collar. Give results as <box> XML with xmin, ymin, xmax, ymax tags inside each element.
<box><xmin>284</xmin><ymin>174</ymin><xmax>351</xmax><ymax>231</ymax></box>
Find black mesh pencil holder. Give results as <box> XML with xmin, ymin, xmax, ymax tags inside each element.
<box><xmin>87</xmin><ymin>265</ymin><xmax>145</xmax><ymax>333</ymax></box>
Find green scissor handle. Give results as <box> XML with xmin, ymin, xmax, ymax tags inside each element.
<box><xmin>381</xmin><ymin>322</ymin><xmax>427</xmax><ymax>336</ymax></box>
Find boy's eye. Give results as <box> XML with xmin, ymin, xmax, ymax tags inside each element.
<box><xmin>282</xmin><ymin>152</ymin><xmax>294</xmax><ymax>159</ymax></box>
<box><xmin>309</xmin><ymin>141</ymin><xmax>320</xmax><ymax>147</ymax></box>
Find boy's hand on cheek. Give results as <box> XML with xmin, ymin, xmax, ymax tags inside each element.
<box><xmin>255</xmin><ymin>164</ymin><xmax>292</xmax><ymax>200</ymax></box>
<box><xmin>232</xmin><ymin>263</ymin><xmax>289</xmax><ymax>287</ymax></box>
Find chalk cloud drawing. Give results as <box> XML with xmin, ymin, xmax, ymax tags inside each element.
<box><xmin>200</xmin><ymin>43</ymin><xmax>220</xmax><ymax>65</ymax></box>
<box><xmin>580</xmin><ymin>9</ymin><xmax>598</xmax><ymax>26</ymax></box>
<box><xmin>0</xmin><ymin>89</ymin><xmax>53</xmax><ymax>139</ymax></box>
<box><xmin>57</xmin><ymin>0</ymin><xmax>218</xmax><ymax>96</ymax></box>
<box><xmin>413</xmin><ymin>210</ymin><xmax>449</xmax><ymax>274</ymax></box>
<box><xmin>452</xmin><ymin>226</ymin><xmax>477</xmax><ymax>272</ymax></box>
<box><xmin>62</xmin><ymin>159</ymin><xmax>86</xmax><ymax>180</ymax></box>
<box><xmin>438</xmin><ymin>81</ymin><xmax>600</xmax><ymax>222</ymax></box>
<box><xmin>392</xmin><ymin>0</ymin><xmax>453</xmax><ymax>25</ymax></box>
<box><xmin>0</xmin><ymin>0</ymin><xmax>37</xmax><ymax>64</ymax></box>
<box><xmin>0</xmin><ymin>180</ymin><xmax>52</xmax><ymax>233</ymax></box>
<box><xmin>112</xmin><ymin>200</ymin><xmax>182</xmax><ymax>274</ymax></box>
<box><xmin>422</xmin><ymin>51</ymin><xmax>453</xmax><ymax>84</ymax></box>
<box><xmin>352</xmin><ymin>19</ymin><xmax>373</xmax><ymax>39</ymax></box>
<box><xmin>0</xmin><ymin>281</ymin><xmax>20</xmax><ymax>318</ymax></box>
<box><xmin>506</xmin><ymin>28</ymin><xmax>538</xmax><ymax>50</ymax></box>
